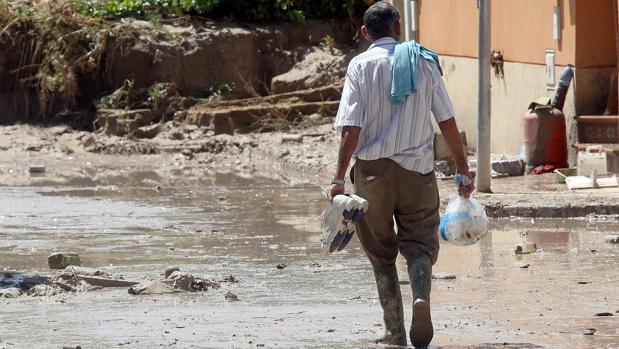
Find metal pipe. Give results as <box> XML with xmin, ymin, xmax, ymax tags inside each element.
<box><xmin>404</xmin><ymin>0</ymin><xmax>412</xmax><ymax>41</ymax></box>
<box><xmin>411</xmin><ymin>0</ymin><xmax>419</xmax><ymax>41</ymax></box>
<box><xmin>477</xmin><ymin>0</ymin><xmax>492</xmax><ymax>192</ymax></box>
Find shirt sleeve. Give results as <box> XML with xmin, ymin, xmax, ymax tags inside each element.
<box><xmin>430</xmin><ymin>65</ymin><xmax>456</xmax><ymax>123</ymax></box>
<box><xmin>334</xmin><ymin>62</ymin><xmax>364</xmax><ymax>130</ymax></box>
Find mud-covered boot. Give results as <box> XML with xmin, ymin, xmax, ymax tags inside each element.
<box><xmin>407</xmin><ymin>255</ymin><xmax>433</xmax><ymax>348</ymax></box>
<box><xmin>373</xmin><ymin>265</ymin><xmax>407</xmax><ymax>347</ymax></box>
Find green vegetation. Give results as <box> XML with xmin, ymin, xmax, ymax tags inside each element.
<box><xmin>71</xmin><ymin>0</ymin><xmax>374</xmax><ymax>22</ymax></box>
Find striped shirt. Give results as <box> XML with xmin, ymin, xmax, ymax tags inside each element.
<box><xmin>334</xmin><ymin>37</ymin><xmax>455</xmax><ymax>174</ymax></box>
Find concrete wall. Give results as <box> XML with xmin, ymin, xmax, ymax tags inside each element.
<box><xmin>439</xmin><ymin>56</ymin><xmax>576</xmax><ymax>160</ymax></box>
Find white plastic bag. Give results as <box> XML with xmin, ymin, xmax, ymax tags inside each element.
<box><xmin>320</xmin><ymin>194</ymin><xmax>369</xmax><ymax>254</ymax></box>
<box><xmin>439</xmin><ymin>196</ymin><xmax>489</xmax><ymax>246</ymax></box>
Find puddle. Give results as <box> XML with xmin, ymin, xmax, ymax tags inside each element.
<box><xmin>0</xmin><ymin>174</ymin><xmax>618</xmax><ymax>348</ymax></box>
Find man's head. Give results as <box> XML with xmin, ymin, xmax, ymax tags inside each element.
<box><xmin>361</xmin><ymin>1</ymin><xmax>401</xmax><ymax>42</ymax></box>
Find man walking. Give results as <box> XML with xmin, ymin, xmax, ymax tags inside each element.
<box><xmin>327</xmin><ymin>2</ymin><xmax>474</xmax><ymax>348</ymax></box>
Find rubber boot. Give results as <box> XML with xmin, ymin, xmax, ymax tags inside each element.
<box><xmin>373</xmin><ymin>265</ymin><xmax>407</xmax><ymax>347</ymax></box>
<box><xmin>407</xmin><ymin>255</ymin><xmax>433</xmax><ymax>348</ymax></box>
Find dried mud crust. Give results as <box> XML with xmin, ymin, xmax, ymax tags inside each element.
<box><xmin>1</xmin><ymin>123</ymin><xmax>618</xmax><ymax>218</ymax></box>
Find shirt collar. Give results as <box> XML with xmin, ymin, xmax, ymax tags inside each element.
<box><xmin>368</xmin><ymin>37</ymin><xmax>399</xmax><ymax>50</ymax></box>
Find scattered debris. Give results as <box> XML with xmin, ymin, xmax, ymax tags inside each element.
<box><xmin>128</xmin><ymin>268</ymin><xmax>230</xmax><ymax>295</ymax></box>
<box><xmin>514</xmin><ymin>242</ymin><xmax>537</xmax><ymax>254</ymax></box>
<box><xmin>0</xmin><ymin>287</ymin><xmax>22</xmax><ymax>298</ymax></box>
<box><xmin>584</xmin><ymin>328</ymin><xmax>597</xmax><ymax>335</ymax></box>
<box><xmin>28</xmin><ymin>164</ymin><xmax>46</xmax><ymax>173</ymax></box>
<box><xmin>604</xmin><ymin>235</ymin><xmax>619</xmax><ymax>244</ymax></box>
<box><xmin>432</xmin><ymin>272</ymin><xmax>456</xmax><ymax>280</ymax></box>
<box><xmin>164</xmin><ymin>266</ymin><xmax>181</xmax><ymax>278</ymax></box>
<box><xmin>48</xmin><ymin>253</ymin><xmax>81</xmax><ymax>269</ymax></box>
<box><xmin>225</xmin><ymin>291</ymin><xmax>240</xmax><ymax>302</ymax></box>
<box><xmin>281</xmin><ymin>134</ymin><xmax>304</xmax><ymax>143</ymax></box>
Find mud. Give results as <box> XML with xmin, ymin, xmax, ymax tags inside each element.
<box><xmin>1</xmin><ymin>157</ymin><xmax>619</xmax><ymax>348</ymax></box>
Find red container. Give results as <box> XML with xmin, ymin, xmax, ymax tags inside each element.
<box><xmin>523</xmin><ymin>106</ymin><xmax>568</xmax><ymax>170</ymax></box>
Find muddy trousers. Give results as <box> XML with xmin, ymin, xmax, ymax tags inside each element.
<box><xmin>354</xmin><ymin>158</ymin><xmax>439</xmax><ymax>347</ymax></box>
<box><xmin>353</xmin><ymin>158</ymin><xmax>440</xmax><ymax>267</ymax></box>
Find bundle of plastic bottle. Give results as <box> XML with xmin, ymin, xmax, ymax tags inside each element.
<box><xmin>320</xmin><ymin>194</ymin><xmax>369</xmax><ymax>254</ymax></box>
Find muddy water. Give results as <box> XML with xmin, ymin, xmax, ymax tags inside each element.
<box><xmin>1</xmin><ymin>173</ymin><xmax>619</xmax><ymax>348</ymax></box>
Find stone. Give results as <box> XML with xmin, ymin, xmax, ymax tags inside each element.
<box><xmin>281</xmin><ymin>134</ymin><xmax>304</xmax><ymax>143</ymax></box>
<box><xmin>167</xmin><ymin>271</ymin><xmax>195</xmax><ymax>291</ymax></box>
<box><xmin>308</xmin><ymin>113</ymin><xmax>322</xmax><ymax>121</ymax></box>
<box><xmin>28</xmin><ymin>164</ymin><xmax>46</xmax><ymax>173</ymax></box>
<box><xmin>604</xmin><ymin>235</ymin><xmax>619</xmax><ymax>243</ymax></box>
<box><xmin>48</xmin><ymin>253</ymin><xmax>81</xmax><ymax>269</ymax></box>
<box><xmin>595</xmin><ymin>312</ymin><xmax>614</xmax><ymax>317</ymax></box>
<box><xmin>517</xmin><ymin>263</ymin><xmax>530</xmax><ymax>269</ymax></box>
<box><xmin>0</xmin><ymin>287</ymin><xmax>22</xmax><ymax>298</ymax></box>
<box><xmin>164</xmin><ymin>266</ymin><xmax>180</xmax><ymax>278</ymax></box>
<box><xmin>432</xmin><ymin>272</ymin><xmax>456</xmax><ymax>280</ymax></box>
<box><xmin>514</xmin><ymin>242</ymin><xmax>537</xmax><ymax>254</ymax></box>
<box><xmin>276</xmin><ymin>263</ymin><xmax>287</xmax><ymax>270</ymax></box>
<box><xmin>224</xmin><ymin>291</ymin><xmax>240</xmax><ymax>302</ymax></box>
<box><xmin>584</xmin><ymin>328</ymin><xmax>597</xmax><ymax>335</ymax></box>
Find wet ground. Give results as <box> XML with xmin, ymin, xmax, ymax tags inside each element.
<box><xmin>1</xmin><ymin>169</ymin><xmax>619</xmax><ymax>349</ymax></box>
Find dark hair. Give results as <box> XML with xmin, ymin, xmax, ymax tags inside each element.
<box><xmin>363</xmin><ymin>1</ymin><xmax>400</xmax><ymax>39</ymax></box>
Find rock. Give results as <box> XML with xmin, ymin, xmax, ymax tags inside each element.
<box><xmin>281</xmin><ymin>134</ymin><xmax>304</xmax><ymax>143</ymax></box>
<box><xmin>279</xmin><ymin>149</ymin><xmax>290</xmax><ymax>158</ymax></box>
<box><xmin>604</xmin><ymin>235</ymin><xmax>619</xmax><ymax>243</ymax></box>
<box><xmin>167</xmin><ymin>271</ymin><xmax>194</xmax><ymax>291</ymax></box>
<box><xmin>584</xmin><ymin>328</ymin><xmax>597</xmax><ymax>335</ymax></box>
<box><xmin>128</xmin><ymin>280</ymin><xmax>182</xmax><ymax>295</ymax></box>
<box><xmin>28</xmin><ymin>164</ymin><xmax>46</xmax><ymax>173</ymax></box>
<box><xmin>0</xmin><ymin>272</ymin><xmax>49</xmax><ymax>291</ymax></box>
<box><xmin>276</xmin><ymin>263</ymin><xmax>287</xmax><ymax>270</ymax></box>
<box><xmin>595</xmin><ymin>312</ymin><xmax>614</xmax><ymax>317</ymax></box>
<box><xmin>48</xmin><ymin>253</ymin><xmax>81</xmax><ymax>269</ymax></box>
<box><xmin>224</xmin><ymin>291</ymin><xmax>240</xmax><ymax>302</ymax></box>
<box><xmin>517</xmin><ymin>263</ymin><xmax>530</xmax><ymax>269</ymax></box>
<box><xmin>308</xmin><ymin>113</ymin><xmax>322</xmax><ymax>121</ymax></box>
<box><xmin>135</xmin><ymin>123</ymin><xmax>162</xmax><ymax>139</ymax></box>
<box><xmin>27</xmin><ymin>284</ymin><xmax>67</xmax><ymax>297</ymax></box>
<box><xmin>164</xmin><ymin>266</ymin><xmax>180</xmax><ymax>278</ymax></box>
<box><xmin>514</xmin><ymin>242</ymin><xmax>537</xmax><ymax>254</ymax></box>
<box><xmin>432</xmin><ymin>272</ymin><xmax>456</xmax><ymax>280</ymax></box>
<box><xmin>271</xmin><ymin>47</ymin><xmax>345</xmax><ymax>94</ymax></box>
<box><xmin>0</xmin><ymin>287</ymin><xmax>22</xmax><ymax>298</ymax></box>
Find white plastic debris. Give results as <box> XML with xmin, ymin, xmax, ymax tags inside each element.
<box><xmin>320</xmin><ymin>194</ymin><xmax>369</xmax><ymax>254</ymax></box>
<box><xmin>514</xmin><ymin>242</ymin><xmax>537</xmax><ymax>254</ymax></box>
<box><xmin>439</xmin><ymin>196</ymin><xmax>489</xmax><ymax>246</ymax></box>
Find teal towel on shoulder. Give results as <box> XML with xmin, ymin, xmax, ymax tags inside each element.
<box><xmin>391</xmin><ymin>40</ymin><xmax>443</xmax><ymax>104</ymax></box>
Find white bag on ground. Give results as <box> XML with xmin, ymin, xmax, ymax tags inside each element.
<box><xmin>439</xmin><ymin>196</ymin><xmax>489</xmax><ymax>246</ymax></box>
<box><xmin>320</xmin><ymin>194</ymin><xmax>369</xmax><ymax>254</ymax></box>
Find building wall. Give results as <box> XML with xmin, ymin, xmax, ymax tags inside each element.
<box><xmin>440</xmin><ymin>56</ymin><xmax>576</xmax><ymax>159</ymax></box>
<box><xmin>418</xmin><ymin>0</ymin><xmax>577</xmax><ymax>66</ymax></box>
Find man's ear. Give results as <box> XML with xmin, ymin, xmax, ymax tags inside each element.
<box><xmin>361</xmin><ymin>25</ymin><xmax>372</xmax><ymax>41</ymax></box>
<box><xmin>394</xmin><ymin>19</ymin><xmax>401</xmax><ymax>39</ymax></box>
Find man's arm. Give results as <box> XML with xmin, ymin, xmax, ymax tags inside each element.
<box><xmin>437</xmin><ymin>118</ymin><xmax>475</xmax><ymax>197</ymax></box>
<box><xmin>328</xmin><ymin>126</ymin><xmax>361</xmax><ymax>200</ymax></box>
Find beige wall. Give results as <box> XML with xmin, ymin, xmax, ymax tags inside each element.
<box><xmin>417</xmin><ymin>0</ymin><xmax>616</xmax><ymax>68</ymax></box>
<box><xmin>439</xmin><ymin>56</ymin><xmax>577</xmax><ymax>158</ymax></box>
<box><xmin>418</xmin><ymin>0</ymin><xmax>576</xmax><ymax>66</ymax></box>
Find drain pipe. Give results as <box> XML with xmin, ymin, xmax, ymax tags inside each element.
<box><xmin>477</xmin><ymin>0</ymin><xmax>492</xmax><ymax>193</ymax></box>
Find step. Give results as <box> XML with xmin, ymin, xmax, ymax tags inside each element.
<box><xmin>575</xmin><ymin>114</ymin><xmax>618</xmax><ymax>144</ymax></box>
<box><xmin>185</xmin><ymin>100</ymin><xmax>339</xmax><ymax>134</ymax></box>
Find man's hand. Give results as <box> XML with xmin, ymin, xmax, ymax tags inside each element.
<box><xmin>456</xmin><ymin>168</ymin><xmax>475</xmax><ymax>198</ymax></box>
<box><xmin>326</xmin><ymin>183</ymin><xmax>345</xmax><ymax>202</ymax></box>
